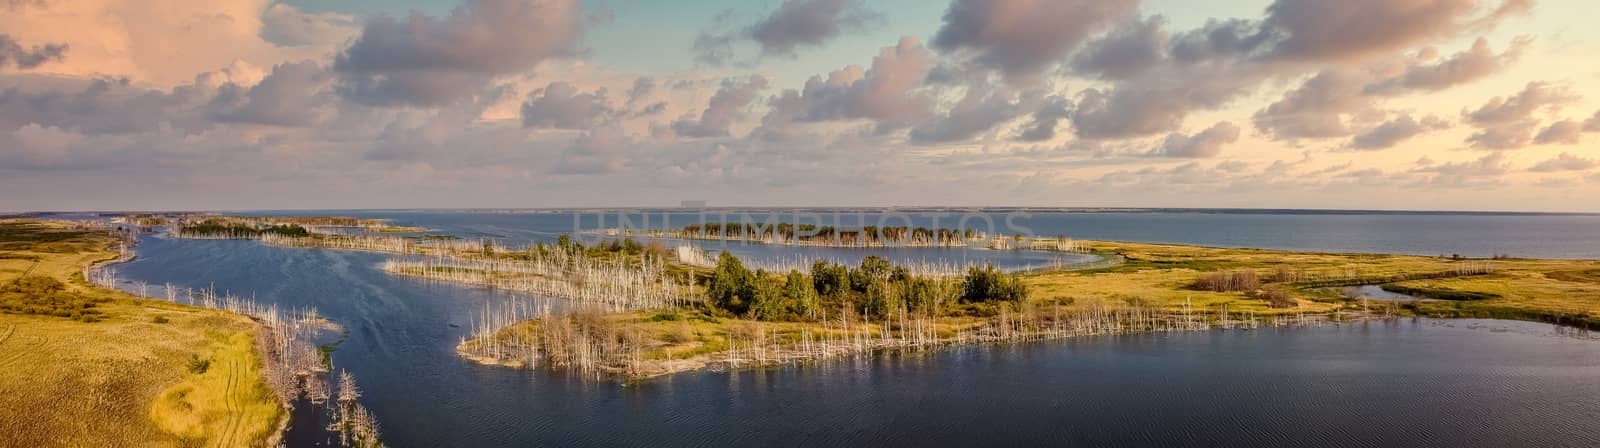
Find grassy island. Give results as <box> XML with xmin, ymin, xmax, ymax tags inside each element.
<box><xmin>0</xmin><ymin>220</ymin><xmax>283</xmax><ymax>447</ymax></box>
<box><xmin>608</xmin><ymin>223</ymin><xmax>1084</xmax><ymax>251</ymax></box>
<box><xmin>446</xmin><ymin>237</ymin><xmax>1598</xmax><ymax>381</ymax></box>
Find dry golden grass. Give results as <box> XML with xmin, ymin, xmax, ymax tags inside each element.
<box><xmin>1025</xmin><ymin>240</ymin><xmax>1600</xmax><ymax>327</ymax></box>
<box><xmin>0</xmin><ymin>220</ymin><xmax>282</xmax><ymax>447</ymax></box>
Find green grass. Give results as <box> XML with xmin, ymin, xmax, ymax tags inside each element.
<box><xmin>1379</xmin><ymin>284</ymin><xmax>1500</xmax><ymax>301</ymax></box>
<box><xmin>1025</xmin><ymin>240</ymin><xmax>1600</xmax><ymax>329</ymax></box>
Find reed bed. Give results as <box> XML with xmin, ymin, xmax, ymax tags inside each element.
<box><xmin>258</xmin><ymin>233</ymin><xmax>418</xmax><ymax>254</ymax></box>
<box><xmin>382</xmin><ymin>249</ymin><xmax>690</xmax><ymax>312</ymax></box>
<box><xmin>737</xmin><ymin>253</ymin><xmax>1119</xmax><ymax>277</ymax></box>
<box><xmin>1266</xmin><ymin>262</ymin><xmax>1499</xmax><ymax>289</ymax></box>
<box><xmin>458</xmin><ymin>299</ymin><xmax>1355</xmax><ymax>380</ymax></box>
<box><xmin>606</xmin><ymin>227</ymin><xmax>1089</xmax><ymax>253</ymax></box>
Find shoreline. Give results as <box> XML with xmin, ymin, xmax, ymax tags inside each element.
<box><xmin>454</xmin><ymin>307</ymin><xmax>1374</xmax><ymax>381</ymax></box>
<box><xmin>83</xmin><ymin>226</ymin><xmax>358</xmax><ymax>447</ymax></box>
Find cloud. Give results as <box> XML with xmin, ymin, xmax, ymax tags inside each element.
<box><xmin>1464</xmin><ymin>82</ymin><xmax>1577</xmax><ymax>124</ymax></box>
<box><xmin>520</xmin><ymin>82</ymin><xmax>615</xmax><ymax>129</ymax></box>
<box><xmin>1257</xmin><ymin>37</ymin><xmax>1524</xmax><ymax>142</ymax></box>
<box><xmin>1363</xmin><ymin>36</ymin><xmax>1529</xmax><ymax>95</ymax></box>
<box><xmin>1168</xmin><ymin>19</ymin><xmax>1268</xmax><ymax>63</ymax></box>
<box><xmin>672</xmin><ymin>75</ymin><xmax>769</xmax><ymax>138</ymax></box>
<box><xmin>1070</xmin><ymin>86</ymin><xmax>1193</xmax><ymax>140</ymax></box>
<box><xmin>260</xmin><ymin>3</ymin><xmax>358</xmax><ymax>47</ymax></box>
<box><xmin>1069</xmin><ymin>15</ymin><xmax>1168</xmax><ymax>81</ymax></box>
<box><xmin>195</xmin><ymin>60</ymin><xmax>268</xmax><ymax>89</ymax></box>
<box><xmin>1533</xmin><ymin>119</ymin><xmax>1583</xmax><ymax>145</ymax></box>
<box><xmin>1529</xmin><ymin>153</ymin><xmax>1598</xmax><ymax>172</ymax></box>
<box><xmin>0</xmin><ymin>124</ymin><xmax>84</xmax><ymax>169</ymax></box>
<box><xmin>1014</xmin><ymin>95</ymin><xmax>1072</xmax><ymax>142</ymax></box>
<box><xmin>1463</xmin><ymin>81</ymin><xmax>1580</xmax><ymax>149</ymax></box>
<box><xmin>908</xmin><ymin>87</ymin><xmax>1027</xmax><ymax>144</ymax></box>
<box><xmin>0</xmin><ymin>33</ymin><xmax>66</xmax><ymax>69</ymax></box>
<box><xmin>1253</xmin><ymin>69</ymin><xmax>1373</xmax><ymax>140</ymax></box>
<box><xmin>207</xmin><ymin>61</ymin><xmax>333</xmax><ymax>127</ymax></box>
<box><xmin>333</xmin><ymin>0</ymin><xmax>584</xmax><ymax>107</ymax></box>
<box><xmin>0</xmin><ymin>77</ymin><xmax>211</xmax><ymax>135</ymax></box>
<box><xmin>1585</xmin><ymin>110</ymin><xmax>1600</xmax><ymax>133</ymax></box>
<box><xmin>626</xmin><ymin>77</ymin><xmax>655</xmax><ymax>106</ymax></box>
<box><xmin>748</xmin><ymin>0</ymin><xmax>880</xmax><ymax>57</ymax></box>
<box><xmin>551</xmin><ymin>124</ymin><xmax>628</xmax><ymax>174</ymax></box>
<box><xmin>1346</xmin><ymin>114</ymin><xmax>1450</xmax><ymax>150</ymax></box>
<box><xmin>1262</xmin><ymin>0</ymin><xmax>1530</xmax><ymax>62</ymax></box>
<box><xmin>932</xmin><ymin>0</ymin><xmax>1138</xmax><ymax>82</ymax></box>
<box><xmin>1065</xmin><ymin>1</ymin><xmax>1531</xmax><ymax>143</ymax></box>
<box><xmin>759</xmin><ymin>37</ymin><xmax>934</xmax><ymax>136</ymax></box>
<box><xmin>693</xmin><ymin>0</ymin><xmax>880</xmax><ymax>65</ymax></box>
<box><xmin>1411</xmin><ymin>151</ymin><xmax>1511</xmax><ymax>187</ymax></box>
<box><xmin>1149</xmin><ymin>121</ymin><xmax>1241</xmax><ymax>158</ymax></box>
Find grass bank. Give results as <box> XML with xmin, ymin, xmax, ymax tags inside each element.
<box><xmin>0</xmin><ymin>220</ymin><xmax>283</xmax><ymax>447</ymax></box>
<box><xmin>1028</xmin><ymin>241</ymin><xmax>1599</xmax><ymax>328</ymax></box>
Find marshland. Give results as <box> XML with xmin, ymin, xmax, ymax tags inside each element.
<box><xmin>11</xmin><ymin>209</ymin><xmax>1600</xmax><ymax>447</ymax></box>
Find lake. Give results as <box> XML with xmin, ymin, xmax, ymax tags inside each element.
<box><xmin>107</xmin><ymin>223</ymin><xmax>1600</xmax><ymax>447</ymax></box>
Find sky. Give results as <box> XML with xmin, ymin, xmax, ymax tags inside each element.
<box><xmin>2</xmin><ymin>0</ymin><xmax>1600</xmax><ymax>212</ymax></box>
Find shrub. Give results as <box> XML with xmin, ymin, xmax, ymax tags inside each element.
<box><xmin>1268</xmin><ymin>265</ymin><xmax>1307</xmax><ymax>283</ymax></box>
<box><xmin>0</xmin><ymin>275</ymin><xmax>109</xmax><ymax>322</ymax></box>
<box><xmin>29</xmin><ymin>242</ymin><xmax>80</xmax><ymax>253</ymax></box>
<box><xmin>1252</xmin><ymin>285</ymin><xmax>1296</xmax><ymax>308</ymax></box>
<box><xmin>1193</xmin><ymin>270</ymin><xmax>1260</xmax><ymax>292</ymax></box>
<box><xmin>186</xmin><ymin>355</ymin><xmax>211</xmax><ymax>374</ymax></box>
<box><xmin>663</xmin><ymin>323</ymin><xmax>695</xmax><ymax>344</ymax></box>
<box><xmin>151</xmin><ymin>315</ymin><xmax>170</xmax><ymax>324</ymax></box>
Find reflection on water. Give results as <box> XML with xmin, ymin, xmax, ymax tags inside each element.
<box><xmin>109</xmin><ymin>234</ymin><xmax>1600</xmax><ymax>447</ymax></box>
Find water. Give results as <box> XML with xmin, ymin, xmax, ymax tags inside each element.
<box><xmin>110</xmin><ymin>234</ymin><xmax>1600</xmax><ymax>447</ymax></box>
<box><xmin>1353</xmin><ymin>285</ymin><xmax>1427</xmax><ymax>301</ymax></box>
<box><xmin>237</xmin><ymin>209</ymin><xmax>1600</xmax><ymax>259</ymax></box>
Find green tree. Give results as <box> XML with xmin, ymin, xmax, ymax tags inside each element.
<box><xmin>811</xmin><ymin>260</ymin><xmax>848</xmax><ymax>297</ymax></box>
<box><xmin>962</xmin><ymin>265</ymin><xmax>1027</xmax><ymax>303</ymax></box>
<box><xmin>783</xmin><ymin>270</ymin><xmax>818</xmax><ymax>319</ymax></box>
<box><xmin>850</xmin><ymin>256</ymin><xmax>892</xmax><ymax>293</ymax></box>
<box><xmin>708</xmin><ymin>252</ymin><xmax>756</xmax><ymax>315</ymax></box>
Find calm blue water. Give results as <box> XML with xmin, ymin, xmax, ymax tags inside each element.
<box><xmin>238</xmin><ymin>209</ymin><xmax>1600</xmax><ymax>259</ymax></box>
<box><xmin>109</xmin><ymin>231</ymin><xmax>1600</xmax><ymax>447</ymax></box>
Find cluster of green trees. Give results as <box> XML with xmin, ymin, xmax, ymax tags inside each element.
<box><xmin>683</xmin><ymin>222</ymin><xmax>977</xmax><ymax>244</ymax></box>
<box><xmin>547</xmin><ymin>235</ymin><xmax>670</xmax><ymax>260</ymax></box>
<box><xmin>0</xmin><ymin>276</ymin><xmax>109</xmax><ymax>322</ymax></box>
<box><xmin>179</xmin><ymin>219</ymin><xmax>310</xmax><ymax>238</ymax></box>
<box><xmin>704</xmin><ymin>253</ymin><xmax>1027</xmax><ymax>321</ymax></box>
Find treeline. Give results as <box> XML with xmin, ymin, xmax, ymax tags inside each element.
<box><xmin>705</xmin><ymin>253</ymin><xmax>1026</xmax><ymax>321</ymax></box>
<box><xmin>176</xmin><ymin>219</ymin><xmax>310</xmax><ymax>239</ymax></box>
<box><xmin>0</xmin><ymin>276</ymin><xmax>110</xmax><ymax>322</ymax></box>
<box><xmin>682</xmin><ymin>222</ymin><xmax>979</xmax><ymax>244</ymax></box>
<box><xmin>553</xmin><ymin>235</ymin><xmax>670</xmax><ymax>260</ymax></box>
<box><xmin>238</xmin><ymin>216</ymin><xmax>376</xmax><ymax>227</ymax></box>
